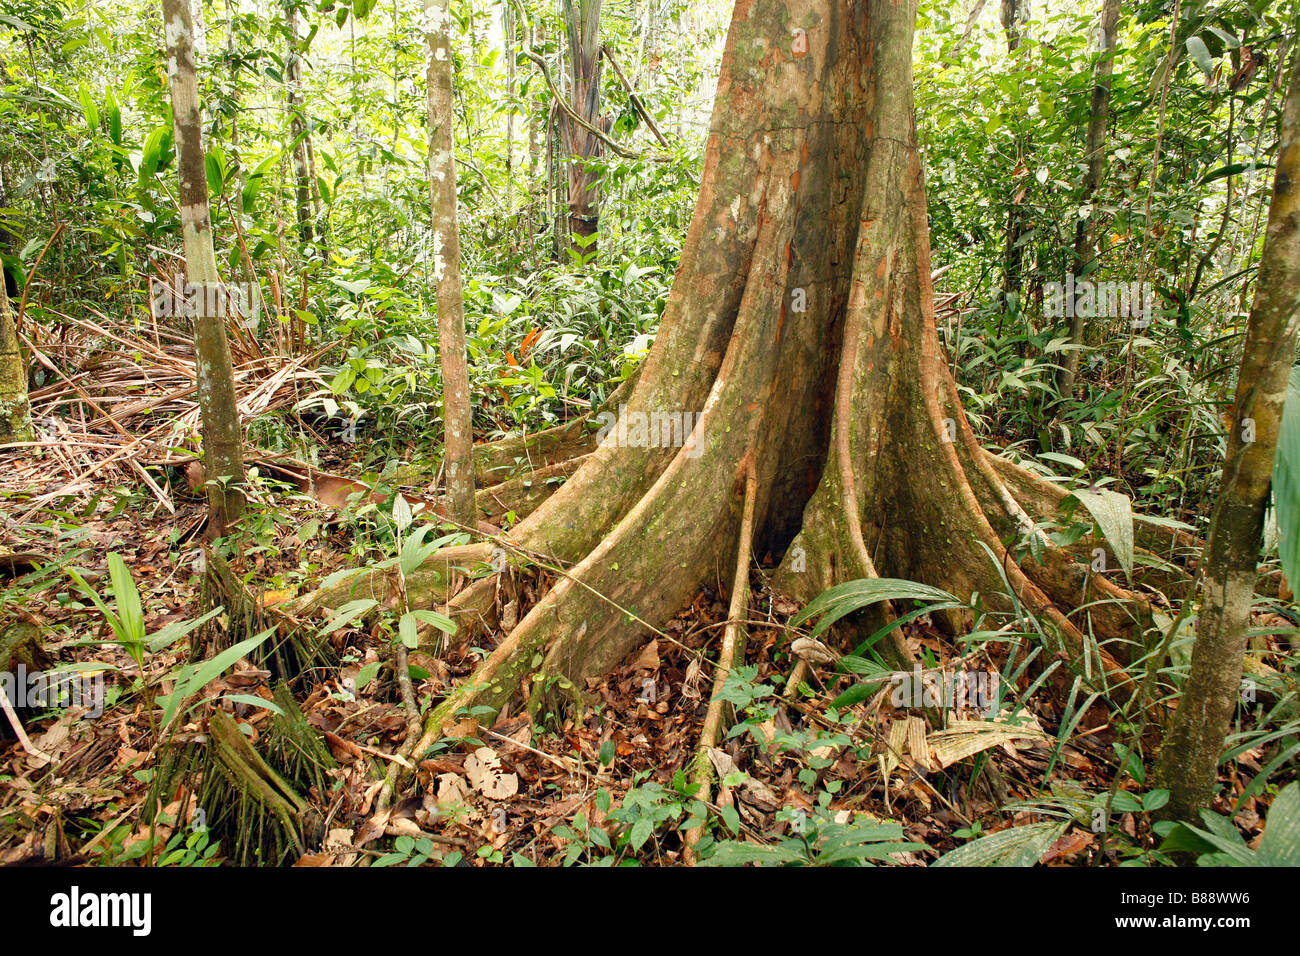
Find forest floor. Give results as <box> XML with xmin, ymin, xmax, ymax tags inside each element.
<box><xmin>0</xmin><ymin>355</ymin><xmax>1286</xmax><ymax>866</ymax></box>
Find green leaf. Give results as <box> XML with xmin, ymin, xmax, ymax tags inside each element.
<box><xmin>933</xmin><ymin>822</ymin><xmax>1065</xmax><ymax>867</ymax></box>
<box><xmin>392</xmin><ymin>494</ymin><xmax>413</xmax><ymax>534</ymax></box>
<box><xmin>1069</xmin><ymin>487</ymin><xmax>1134</xmax><ymax>581</ymax></box>
<box><xmin>355</xmin><ymin>660</ymin><xmax>381</xmax><ymax>690</ymax></box>
<box><xmin>146</xmin><ymin>607</ymin><xmax>225</xmax><ymax>653</ymax></box>
<box><xmin>629</xmin><ymin>818</ymin><xmax>654</xmax><ymax>850</ymax></box>
<box><xmin>702</xmin><ymin>842</ymin><xmax>807</xmax><ymax>866</ymax></box>
<box><xmin>77</xmin><ymin>84</ymin><xmax>98</xmax><ymax>130</ymax></box>
<box><xmin>317</xmin><ymin>598</ymin><xmax>379</xmax><ymax>636</ymax></box>
<box><xmin>1273</xmin><ymin>366</ymin><xmax>1300</xmax><ymax>594</ymax></box>
<box><xmin>399</xmin><ymin>524</ymin><xmax>438</xmax><ymax>576</ymax></box>
<box><xmin>67</xmin><ymin>566</ymin><xmax>122</xmax><ymax>639</ymax></box>
<box><xmin>107</xmin><ymin>553</ymin><xmax>146</xmax><ymax>645</ymax></box>
<box><xmin>1205</xmin><ymin>26</ymin><xmax>1240</xmax><ymax>49</ymax></box>
<box><xmin>1257</xmin><ymin>781</ymin><xmax>1300</xmax><ymax>865</ymax></box>
<box><xmin>1185</xmin><ymin>37</ymin><xmax>1214</xmax><ymax>78</ymax></box>
<box><xmin>204</xmin><ymin>150</ymin><xmax>225</xmax><ymax>197</ymax></box>
<box><xmin>409</xmin><ymin>608</ymin><xmax>457</xmax><ymax>636</ymax></box>
<box><xmin>792</xmin><ymin>578</ymin><xmax>959</xmax><ymax>640</ymax></box>
<box><xmin>1141</xmin><ymin>788</ymin><xmax>1171</xmax><ymax>812</ymax></box>
<box><xmin>157</xmin><ymin>628</ymin><xmax>277</xmax><ymax>728</ymax></box>
<box><xmin>1198</xmin><ymin>162</ymin><xmax>1259</xmax><ymax>185</ymax></box>
<box><xmin>829</xmin><ymin>681</ymin><xmax>885</xmax><ymax>710</ymax></box>
<box><xmin>138</xmin><ymin>126</ymin><xmax>167</xmax><ymax>183</ymax></box>
<box><xmin>105</xmin><ymin>90</ymin><xmax>121</xmax><ymax>147</ymax></box>
<box><xmin>219</xmin><ymin>694</ymin><xmax>285</xmax><ymax>715</ymax></box>
<box><xmin>398</xmin><ymin>612</ymin><xmax>419</xmax><ymax>649</ymax></box>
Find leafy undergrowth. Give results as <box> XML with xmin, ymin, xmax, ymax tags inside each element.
<box><xmin>0</xmin><ymin>428</ymin><xmax>1295</xmax><ymax>868</ymax></box>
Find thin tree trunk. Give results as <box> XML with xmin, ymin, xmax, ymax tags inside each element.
<box><xmin>162</xmin><ymin>0</ymin><xmax>246</xmax><ymax>533</ymax></box>
<box><xmin>1057</xmin><ymin>0</ymin><xmax>1121</xmax><ymax>398</ymax></box>
<box><xmin>999</xmin><ymin>0</ymin><xmax>1025</xmax><ymax>51</ymax></box>
<box><xmin>505</xmin><ymin>1</ymin><xmax>516</xmax><ymax>216</ymax></box>
<box><xmin>1156</xmin><ymin>49</ymin><xmax>1300</xmax><ymax>822</ymax></box>
<box><xmin>0</xmin><ymin>274</ymin><xmax>31</xmax><ymax>445</ymax></box>
<box><xmin>526</xmin><ymin>13</ymin><xmax>547</xmax><ymax>249</ymax></box>
<box><xmin>424</xmin><ymin>0</ymin><xmax>476</xmax><ymax>526</ymax></box>
<box><xmin>284</xmin><ymin>0</ymin><xmax>314</xmax><ymax>248</ymax></box>
<box><xmin>999</xmin><ymin>0</ymin><xmax>1029</xmax><ymax>307</ymax></box>
<box><xmin>941</xmin><ymin>0</ymin><xmax>988</xmax><ymax>66</ymax></box>
<box><xmin>561</xmin><ymin>0</ymin><xmax>606</xmax><ymax>254</ymax></box>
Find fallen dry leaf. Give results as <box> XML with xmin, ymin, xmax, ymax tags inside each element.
<box><xmin>464</xmin><ymin>747</ymin><xmax>518</xmax><ymax>800</ymax></box>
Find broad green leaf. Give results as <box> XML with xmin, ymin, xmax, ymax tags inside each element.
<box><xmin>392</xmin><ymin>494</ymin><xmax>413</xmax><ymax>534</ymax></box>
<box><xmin>410</xmin><ymin>608</ymin><xmax>457</xmax><ymax>636</ymax></box>
<box><xmin>219</xmin><ymin>694</ymin><xmax>284</xmax><ymax>715</ymax></box>
<box><xmin>77</xmin><ymin>84</ymin><xmax>98</xmax><ymax>130</ymax></box>
<box><xmin>702</xmin><ymin>842</ymin><xmax>807</xmax><ymax>866</ymax></box>
<box><xmin>1272</xmin><ymin>366</ymin><xmax>1300</xmax><ymax>594</ymax></box>
<box><xmin>792</xmin><ymin>578</ymin><xmax>959</xmax><ymax>640</ymax></box>
<box><xmin>107</xmin><ymin>553</ymin><xmax>146</xmax><ymax>644</ymax></box>
<box><xmin>158</xmin><ymin>628</ymin><xmax>276</xmax><ymax>728</ymax></box>
<box><xmin>1185</xmin><ymin>36</ymin><xmax>1213</xmax><ymax>78</ymax></box>
<box><xmin>1070</xmin><ymin>487</ymin><xmax>1134</xmax><ymax>581</ymax></box>
<box><xmin>355</xmin><ymin>660</ymin><xmax>381</xmax><ymax>690</ymax></box>
<box><xmin>317</xmin><ymin>598</ymin><xmax>379</xmax><ymax>636</ymax></box>
<box><xmin>933</xmin><ymin>821</ymin><xmax>1065</xmax><ymax>867</ymax></box>
<box><xmin>1257</xmin><ymin>781</ymin><xmax>1300</xmax><ymax>865</ymax></box>
<box><xmin>146</xmin><ymin>606</ymin><xmax>225</xmax><ymax>652</ymax></box>
<box><xmin>398</xmin><ymin>612</ymin><xmax>419</xmax><ymax>649</ymax></box>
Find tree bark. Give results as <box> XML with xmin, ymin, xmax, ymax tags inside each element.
<box><xmin>505</xmin><ymin>1</ymin><xmax>517</xmax><ymax>216</ymax></box>
<box><xmin>0</xmin><ymin>273</ymin><xmax>31</xmax><ymax>445</ymax></box>
<box><xmin>560</xmin><ymin>0</ymin><xmax>606</xmax><ymax>253</ymax></box>
<box><xmin>163</xmin><ymin>0</ymin><xmax>246</xmax><ymax>533</ymax></box>
<box><xmin>1156</xmin><ymin>49</ymin><xmax>1300</xmax><ymax>822</ymax></box>
<box><xmin>1057</xmin><ymin>0</ymin><xmax>1121</xmax><ymax>398</ymax></box>
<box><xmin>424</xmin><ymin>0</ymin><xmax>476</xmax><ymax>526</ymax></box>
<box><xmin>999</xmin><ymin>0</ymin><xmax>1029</xmax><ymax>307</ymax></box>
<box><xmin>284</xmin><ymin>0</ymin><xmax>314</xmax><ymax>248</ymax></box>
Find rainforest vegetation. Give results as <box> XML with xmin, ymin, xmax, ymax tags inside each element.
<box><xmin>0</xmin><ymin>0</ymin><xmax>1298</xmax><ymax>870</ymax></box>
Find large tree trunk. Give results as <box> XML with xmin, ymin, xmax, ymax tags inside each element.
<box><xmin>163</xmin><ymin>0</ymin><xmax>246</xmax><ymax>533</ymax></box>
<box><xmin>560</xmin><ymin>0</ymin><xmax>606</xmax><ymax>253</ymax></box>
<box><xmin>1057</xmin><ymin>0</ymin><xmax>1121</xmax><ymax>398</ymax></box>
<box><xmin>0</xmin><ymin>275</ymin><xmax>31</xmax><ymax>445</ymax></box>
<box><xmin>311</xmin><ymin>0</ymin><xmax>1154</xmax><ymax>756</ymax></box>
<box><xmin>1156</xmin><ymin>49</ymin><xmax>1300</xmax><ymax>822</ymax></box>
<box><xmin>424</xmin><ymin>0</ymin><xmax>476</xmax><ymax>526</ymax></box>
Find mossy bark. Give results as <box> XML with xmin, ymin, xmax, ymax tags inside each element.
<box><xmin>1156</xmin><ymin>49</ymin><xmax>1300</xmax><ymax>822</ymax></box>
<box><xmin>0</xmin><ymin>276</ymin><xmax>31</xmax><ymax>445</ymax></box>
